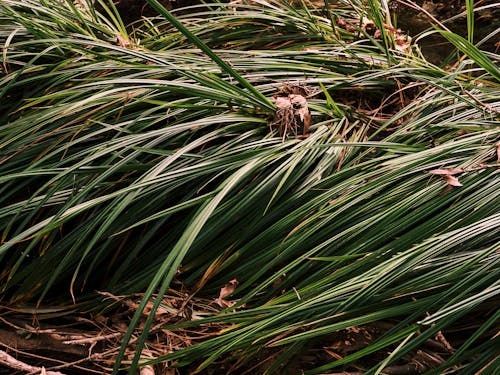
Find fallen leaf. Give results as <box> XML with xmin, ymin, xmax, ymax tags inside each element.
<box><xmin>219</xmin><ymin>279</ymin><xmax>238</xmax><ymax>299</ymax></box>
<box><xmin>216</xmin><ymin>279</ymin><xmax>238</xmax><ymax>308</ymax></box>
<box><xmin>444</xmin><ymin>175</ymin><xmax>463</xmax><ymax>187</ymax></box>
<box><xmin>429</xmin><ymin>168</ymin><xmax>464</xmax><ymax>175</ymax></box>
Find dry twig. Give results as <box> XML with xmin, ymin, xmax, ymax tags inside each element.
<box><xmin>0</xmin><ymin>349</ymin><xmax>66</xmax><ymax>375</ymax></box>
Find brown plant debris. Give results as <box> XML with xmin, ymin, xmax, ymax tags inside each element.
<box><xmin>0</xmin><ymin>302</ymin><xmax>493</xmax><ymax>374</ymax></box>
<box><xmin>0</xmin><ymin>291</ymin><xmax>224</xmax><ymax>374</ymax></box>
<box><xmin>0</xmin><ymin>349</ymin><xmax>65</xmax><ymax>375</ymax></box>
<box><xmin>429</xmin><ymin>167</ymin><xmax>464</xmax><ymax>187</ymax></box>
<box><xmin>215</xmin><ymin>278</ymin><xmax>239</xmax><ymax>308</ymax></box>
<box><xmin>335</xmin><ymin>15</ymin><xmax>412</xmax><ymax>53</ymax></box>
<box><xmin>270</xmin><ymin>85</ymin><xmax>312</xmax><ymax>140</ymax></box>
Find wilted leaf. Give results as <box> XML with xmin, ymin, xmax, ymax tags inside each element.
<box><xmin>219</xmin><ymin>279</ymin><xmax>238</xmax><ymax>299</ymax></box>
<box><xmin>444</xmin><ymin>175</ymin><xmax>463</xmax><ymax>187</ymax></box>
<box><xmin>429</xmin><ymin>168</ymin><xmax>464</xmax><ymax>175</ymax></box>
<box><xmin>216</xmin><ymin>279</ymin><xmax>238</xmax><ymax>308</ymax></box>
<box><xmin>385</xmin><ymin>25</ymin><xmax>412</xmax><ymax>53</ymax></box>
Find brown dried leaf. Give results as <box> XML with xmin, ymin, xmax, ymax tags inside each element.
<box><xmin>429</xmin><ymin>168</ymin><xmax>464</xmax><ymax>175</ymax></box>
<box><xmin>444</xmin><ymin>175</ymin><xmax>463</xmax><ymax>187</ymax></box>
<box><xmin>448</xmin><ymin>168</ymin><xmax>465</xmax><ymax>175</ymax></box>
<box><xmin>216</xmin><ymin>279</ymin><xmax>238</xmax><ymax>308</ymax></box>
<box><xmin>429</xmin><ymin>169</ymin><xmax>450</xmax><ymax>175</ymax></box>
<box><xmin>216</xmin><ymin>299</ymin><xmax>236</xmax><ymax>308</ymax></box>
<box><xmin>497</xmin><ymin>143</ymin><xmax>500</xmax><ymax>163</ymax></box>
<box><xmin>219</xmin><ymin>279</ymin><xmax>238</xmax><ymax>299</ymax></box>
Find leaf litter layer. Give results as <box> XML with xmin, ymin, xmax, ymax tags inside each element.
<box><xmin>0</xmin><ymin>0</ymin><xmax>499</xmax><ymax>373</ymax></box>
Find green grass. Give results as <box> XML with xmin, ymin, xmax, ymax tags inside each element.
<box><xmin>0</xmin><ymin>0</ymin><xmax>498</xmax><ymax>373</ymax></box>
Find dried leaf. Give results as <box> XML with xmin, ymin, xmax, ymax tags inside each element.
<box><xmin>219</xmin><ymin>279</ymin><xmax>238</xmax><ymax>299</ymax></box>
<box><xmin>216</xmin><ymin>279</ymin><xmax>238</xmax><ymax>308</ymax></box>
<box><xmin>447</xmin><ymin>168</ymin><xmax>465</xmax><ymax>175</ymax></box>
<box><xmin>384</xmin><ymin>25</ymin><xmax>412</xmax><ymax>53</ymax></box>
<box><xmin>429</xmin><ymin>168</ymin><xmax>464</xmax><ymax>175</ymax></box>
<box><xmin>444</xmin><ymin>175</ymin><xmax>463</xmax><ymax>187</ymax></box>
<box><xmin>497</xmin><ymin>143</ymin><xmax>500</xmax><ymax>163</ymax></box>
<box><xmin>429</xmin><ymin>169</ymin><xmax>451</xmax><ymax>175</ymax></box>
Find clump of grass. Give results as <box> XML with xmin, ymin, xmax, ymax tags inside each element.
<box><xmin>0</xmin><ymin>0</ymin><xmax>498</xmax><ymax>373</ymax></box>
